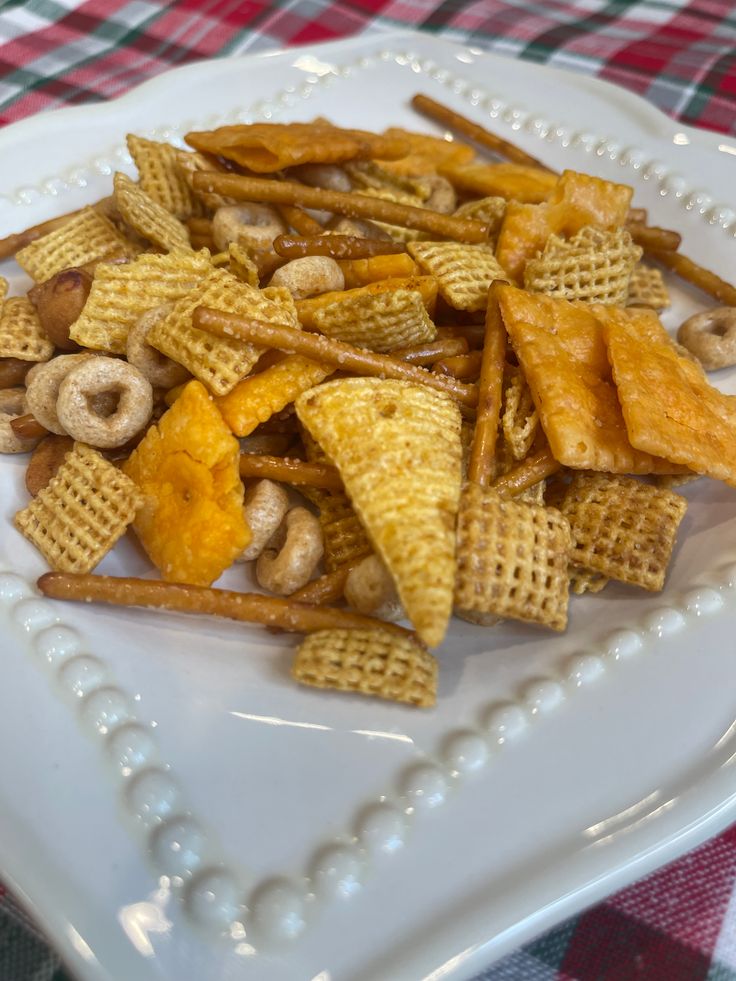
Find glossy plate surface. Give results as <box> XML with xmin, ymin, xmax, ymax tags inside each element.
<box><xmin>2</xmin><ymin>31</ymin><xmax>736</xmax><ymax>981</ymax></box>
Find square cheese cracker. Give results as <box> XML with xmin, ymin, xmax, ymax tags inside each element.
<box><xmin>496</xmin><ymin>285</ymin><xmax>683</xmax><ymax>475</ymax></box>
<box><xmin>602</xmin><ymin>311</ymin><xmax>736</xmax><ymax>486</ymax></box>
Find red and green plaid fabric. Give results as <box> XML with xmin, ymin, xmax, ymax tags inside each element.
<box><xmin>2</xmin><ymin>2</ymin><xmax>736</xmax><ymax>980</ymax></box>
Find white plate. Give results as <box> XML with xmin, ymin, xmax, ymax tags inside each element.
<box><xmin>2</xmin><ymin>31</ymin><xmax>736</xmax><ymax>981</ymax></box>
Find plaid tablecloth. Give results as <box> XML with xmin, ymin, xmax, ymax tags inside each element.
<box><xmin>1</xmin><ymin>2</ymin><xmax>736</xmax><ymax>980</ymax></box>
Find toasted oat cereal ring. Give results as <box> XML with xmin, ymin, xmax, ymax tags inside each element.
<box><xmin>676</xmin><ymin>307</ymin><xmax>736</xmax><ymax>370</ymax></box>
<box><xmin>212</xmin><ymin>203</ymin><xmax>286</xmax><ymax>252</ymax></box>
<box><xmin>126</xmin><ymin>305</ymin><xmax>191</xmax><ymax>389</ymax></box>
<box><xmin>0</xmin><ymin>388</ymin><xmax>42</xmax><ymax>453</ymax></box>
<box><xmin>57</xmin><ymin>357</ymin><xmax>153</xmax><ymax>448</ymax></box>
<box><xmin>268</xmin><ymin>256</ymin><xmax>345</xmax><ymax>299</ymax></box>
<box><xmin>25</xmin><ymin>353</ymin><xmax>96</xmax><ymax>434</ymax></box>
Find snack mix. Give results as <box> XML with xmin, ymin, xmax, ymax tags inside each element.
<box><xmin>4</xmin><ymin>101</ymin><xmax>736</xmax><ymax>709</ymax></box>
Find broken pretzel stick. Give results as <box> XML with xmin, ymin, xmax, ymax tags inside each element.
<box><xmin>646</xmin><ymin>248</ymin><xmax>736</xmax><ymax>307</ymax></box>
<box><xmin>276</xmin><ymin>204</ymin><xmax>324</xmax><ymax>237</ymax></box>
<box><xmin>193</xmin><ymin>306</ymin><xmax>479</xmax><ymax>407</ymax></box>
<box><xmin>491</xmin><ymin>446</ymin><xmax>561</xmax><ymax>497</ymax></box>
<box><xmin>289</xmin><ymin>558</ymin><xmax>362</xmax><ymax>605</ymax></box>
<box><xmin>37</xmin><ymin>573</ymin><xmax>414</xmax><ymax>639</ymax></box>
<box><xmin>239</xmin><ymin>454</ymin><xmax>343</xmax><ymax>490</ymax></box>
<box><xmin>191</xmin><ymin>173</ymin><xmax>491</xmax><ymax>243</ymax></box>
<box><xmin>466</xmin><ymin>282</ymin><xmax>507</xmax><ymax>485</ymax></box>
<box><xmin>273</xmin><ymin>233</ymin><xmax>404</xmax><ymax>261</ymax></box>
<box><xmin>433</xmin><ymin>350</ymin><xmax>483</xmax><ymax>380</ymax></box>
<box><xmin>411</xmin><ymin>94</ymin><xmax>554</xmax><ymax>173</ymax></box>
<box><xmin>392</xmin><ymin>336</ymin><xmax>468</xmax><ymax>365</ymax></box>
<box><xmin>627</xmin><ymin>223</ymin><xmax>681</xmax><ymax>253</ymax></box>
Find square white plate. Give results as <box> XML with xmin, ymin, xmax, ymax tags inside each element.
<box><xmin>2</xmin><ymin>31</ymin><xmax>736</xmax><ymax>981</ymax></box>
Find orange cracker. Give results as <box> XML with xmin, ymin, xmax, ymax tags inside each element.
<box><xmin>217</xmin><ymin>354</ymin><xmax>333</xmax><ymax>437</ymax></box>
<box><xmin>122</xmin><ymin>379</ymin><xmax>249</xmax><ymax>585</ymax></box>
<box><xmin>497</xmin><ymin>284</ymin><xmax>679</xmax><ymax>474</ymax></box>
<box><xmin>440</xmin><ymin>161</ymin><xmax>558</xmax><ymax>203</ymax></box>
<box><xmin>601</xmin><ymin>309</ymin><xmax>736</xmax><ymax>486</ymax></box>
<box><xmin>496</xmin><ymin>170</ymin><xmax>633</xmax><ymax>282</ymax></box>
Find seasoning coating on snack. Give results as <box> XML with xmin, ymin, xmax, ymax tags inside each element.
<box><xmin>122</xmin><ymin>380</ymin><xmax>249</xmax><ymax>585</ymax></box>
<box><xmin>296</xmin><ymin>378</ymin><xmax>462</xmax><ymax>647</ymax></box>
<box><xmin>454</xmin><ymin>482</ymin><xmax>571</xmax><ymax>631</ymax></box>
<box><xmin>292</xmin><ymin>627</ymin><xmax>437</xmax><ymax>707</ymax></box>
<box><xmin>113</xmin><ymin>172</ymin><xmax>190</xmax><ymax>252</ymax></box>
<box><xmin>558</xmin><ymin>473</ymin><xmax>687</xmax><ymax>591</ymax></box>
<box><xmin>15</xmin><ymin>442</ymin><xmax>143</xmax><ymax>573</ymax></box>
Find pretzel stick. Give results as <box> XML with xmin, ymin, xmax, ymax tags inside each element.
<box><xmin>491</xmin><ymin>446</ymin><xmax>561</xmax><ymax>496</ymax></box>
<box><xmin>10</xmin><ymin>414</ymin><xmax>48</xmax><ymax>440</ymax></box>
<box><xmin>193</xmin><ymin>307</ymin><xmax>479</xmax><ymax>407</ymax></box>
<box><xmin>627</xmin><ymin>207</ymin><xmax>648</xmax><ymax>224</ymax></box>
<box><xmin>392</xmin><ymin>336</ymin><xmax>468</xmax><ymax>365</ymax></box>
<box><xmin>289</xmin><ymin>559</ymin><xmax>361</xmax><ymax>605</ymax></box>
<box><xmin>0</xmin><ymin>359</ymin><xmax>32</xmax><ymax>388</ymax></box>
<box><xmin>0</xmin><ymin>197</ymin><xmax>113</xmax><ymax>260</ymax></box>
<box><xmin>239</xmin><ymin>454</ymin><xmax>343</xmax><ymax>490</ymax></box>
<box><xmin>410</xmin><ymin>94</ymin><xmax>554</xmax><ymax>173</ymax></box>
<box><xmin>646</xmin><ymin>248</ymin><xmax>736</xmax><ymax>306</ymax></box>
<box><xmin>467</xmin><ymin>283</ymin><xmax>507</xmax><ymax>486</ymax></box>
<box><xmin>186</xmin><ymin>217</ymin><xmax>213</xmax><ymax>236</ymax></box>
<box><xmin>191</xmin><ymin>173</ymin><xmax>490</xmax><ymax>243</ymax></box>
<box><xmin>276</xmin><ymin>205</ymin><xmax>323</xmax><ymax>237</ymax></box>
<box><xmin>37</xmin><ymin>573</ymin><xmax>414</xmax><ymax>638</ymax></box>
<box><xmin>432</xmin><ymin>350</ymin><xmax>483</xmax><ymax>379</ymax></box>
<box><xmin>274</xmin><ymin>234</ymin><xmax>404</xmax><ymax>260</ymax></box>
<box><xmin>627</xmin><ymin>223</ymin><xmax>681</xmax><ymax>252</ymax></box>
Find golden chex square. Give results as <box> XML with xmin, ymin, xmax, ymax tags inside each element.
<box><xmin>558</xmin><ymin>472</ymin><xmax>687</xmax><ymax>591</ymax></box>
<box><xmin>0</xmin><ymin>296</ymin><xmax>53</xmax><ymax>362</ymax></box>
<box><xmin>147</xmin><ymin>268</ymin><xmax>299</xmax><ymax>396</ymax></box>
<box><xmin>14</xmin><ymin>442</ymin><xmax>143</xmax><ymax>573</ymax></box>
<box><xmin>311</xmin><ymin>288</ymin><xmax>436</xmax><ymax>352</ymax></box>
<box><xmin>127</xmin><ymin>134</ymin><xmax>202</xmax><ymax>220</ymax></box>
<box><xmin>292</xmin><ymin>628</ymin><xmax>437</xmax><ymax>708</ymax></box>
<box><xmin>69</xmin><ymin>249</ymin><xmax>213</xmax><ymax>354</ymax></box>
<box><xmin>15</xmin><ymin>207</ymin><xmax>134</xmax><ymax>282</ymax></box>
<box><xmin>454</xmin><ymin>482</ymin><xmax>571</xmax><ymax>631</ymax></box>
<box><xmin>114</xmin><ymin>172</ymin><xmax>190</xmax><ymax>252</ymax></box>
<box><xmin>408</xmin><ymin>241</ymin><xmax>508</xmax><ymax>312</ymax></box>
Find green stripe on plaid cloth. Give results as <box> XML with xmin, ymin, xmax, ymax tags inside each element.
<box><xmin>0</xmin><ymin>0</ymin><xmax>735</xmax><ymax>134</ymax></box>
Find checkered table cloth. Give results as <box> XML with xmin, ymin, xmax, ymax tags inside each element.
<box><xmin>1</xmin><ymin>2</ymin><xmax>735</xmax><ymax>980</ymax></box>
